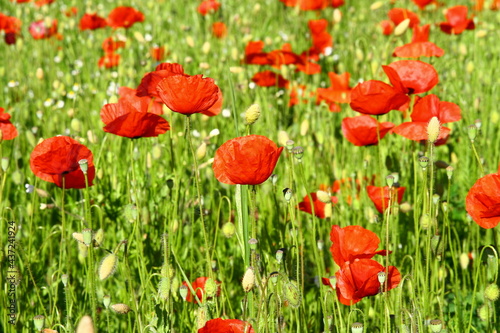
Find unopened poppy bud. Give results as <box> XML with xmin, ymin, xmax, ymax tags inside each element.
<box><xmin>221</xmin><ymin>222</ymin><xmax>236</xmax><ymax>238</ymax></box>
<box><xmin>459</xmin><ymin>253</ymin><xmax>470</xmax><ymax>269</ymax></box>
<box><xmin>283</xmin><ymin>280</ymin><xmax>301</xmax><ymax>308</ymax></box>
<box><xmin>276</xmin><ymin>248</ymin><xmax>284</xmax><ymax>264</ymax></box>
<box><xmin>98</xmin><ymin>253</ymin><xmax>118</xmax><ymax>280</ymax></box>
<box><xmin>317</xmin><ymin>239</ymin><xmax>324</xmax><ymax>251</ymax></box>
<box><xmin>36</xmin><ymin>68</ymin><xmax>44</xmax><ymax>80</ymax></box>
<box><xmin>351</xmin><ymin>322</ymin><xmax>364</xmax><ymax>333</ymax></box>
<box><xmin>1</xmin><ymin>157</ymin><xmax>9</xmax><ymax>172</ymax></box>
<box><xmin>248</xmin><ymin>238</ymin><xmax>258</xmax><ymax>250</ymax></box>
<box><xmin>432</xmin><ymin>194</ymin><xmax>440</xmax><ymax>205</ymax></box>
<box><xmin>333</xmin><ymin>9</ymin><xmax>342</xmax><ymax>24</ymax></box>
<box><xmin>202</xmin><ymin>41</ymin><xmax>210</xmax><ymax>54</ymax></box>
<box><xmin>34</xmin><ymin>315</ymin><xmax>45</xmax><ymax>331</ymax></box>
<box><xmin>270</xmin><ymin>174</ymin><xmax>278</xmax><ymax>185</ymax></box>
<box><xmin>61</xmin><ymin>274</ymin><xmax>68</xmax><ymax>287</ymax></box>
<box><xmin>386</xmin><ymin>175</ymin><xmax>395</xmax><ymax>188</ymax></box>
<box><xmin>466</xmin><ymin>61</ymin><xmax>474</xmax><ymax>74</ymax></box>
<box><xmin>429</xmin><ymin>319</ymin><xmax>443</xmax><ymax>332</ymax></box>
<box><xmin>377</xmin><ymin>271</ymin><xmax>386</xmax><ymax>285</ymax></box>
<box><xmin>244</xmin><ymin>104</ymin><xmax>261</xmax><ymax>125</ymax></box>
<box><xmin>487</xmin><ymin>255</ymin><xmax>498</xmax><ymax>281</ymax></box>
<box><xmin>93</xmin><ymin>228</ymin><xmax>104</xmax><ymax>247</ymax></box>
<box><xmin>446</xmin><ymin>166</ymin><xmax>454</xmax><ymax>180</ymax></box>
<box><xmin>285</xmin><ymin>140</ymin><xmax>294</xmax><ymax>152</ymax></box>
<box><xmin>111</xmin><ymin>303</ymin><xmax>132</xmax><ymax>314</ymax></box>
<box><xmin>158</xmin><ymin>277</ymin><xmax>171</xmax><ymax>300</ymax></box>
<box><xmin>179</xmin><ymin>285</ymin><xmax>189</xmax><ymax>301</ymax></box>
<box><xmin>420</xmin><ymin>214</ymin><xmax>432</xmax><ymax>229</ymax></box>
<box><xmin>242</xmin><ymin>267</ymin><xmax>255</xmax><ymax>292</ymax></box>
<box><xmin>477</xmin><ymin>304</ymin><xmax>491</xmax><ymax>321</ymax></box>
<box><xmin>71</xmin><ymin>118</ymin><xmax>82</xmax><ymax>133</ymax></box>
<box><xmin>484</xmin><ymin>283</ymin><xmax>499</xmax><ymax>302</ymax></box>
<box><xmin>196</xmin><ymin>142</ymin><xmax>207</xmax><ymax>160</ymax></box>
<box><xmin>270</xmin><ymin>272</ymin><xmax>279</xmax><ymax>285</ymax></box>
<box><xmin>370</xmin><ymin>1</ymin><xmax>383</xmax><ymax>10</ymax></box>
<box><xmin>400</xmin><ymin>202</ymin><xmax>412</xmax><ymax>213</ymax></box>
<box><xmin>283</xmin><ymin>188</ymin><xmax>293</xmax><ymax>202</ymax></box>
<box><xmin>78</xmin><ymin>159</ymin><xmax>88</xmax><ymax>174</ymax></box>
<box><xmin>204</xmin><ymin>278</ymin><xmax>218</xmax><ymax>298</ymax></box>
<box><xmin>103</xmin><ymin>295</ymin><xmax>111</xmax><ymax>309</ymax></box>
<box><xmin>316</xmin><ymin>190</ymin><xmax>331</xmax><ymax>203</ymax></box>
<box><xmin>427</xmin><ymin>117</ymin><xmax>441</xmax><ymax>143</ymax></box>
<box><xmin>82</xmin><ymin>228</ymin><xmax>93</xmax><ymax>246</ymax></box>
<box><xmin>468</xmin><ymin>124</ymin><xmax>478</xmax><ymax>142</ymax></box>
<box><xmin>292</xmin><ymin>146</ymin><xmax>304</xmax><ymax>160</ymax></box>
<box><xmin>419</xmin><ymin>156</ymin><xmax>429</xmax><ymax>170</ymax></box>
<box><xmin>394</xmin><ymin>18</ymin><xmax>410</xmax><ymax>36</ymax></box>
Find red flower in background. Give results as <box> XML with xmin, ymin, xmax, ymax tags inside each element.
<box><xmin>212</xmin><ymin>22</ymin><xmax>227</xmax><ymax>38</ymax></box>
<box><xmin>0</xmin><ymin>107</ymin><xmax>18</xmax><ymax>140</ymax></box>
<box><xmin>156</xmin><ymin>74</ymin><xmax>220</xmax><ymax>115</ymax></box>
<box><xmin>367</xmin><ymin>186</ymin><xmax>406</xmax><ymax>214</ymax></box>
<box><xmin>0</xmin><ymin>13</ymin><xmax>22</xmax><ymax>34</ymax></box>
<box><xmin>341</xmin><ymin>116</ymin><xmax>394</xmax><ymax>146</ymax></box>
<box><xmin>107</xmin><ymin>6</ymin><xmax>144</xmax><ymax>29</ymax></box>
<box><xmin>307</xmin><ymin>19</ymin><xmax>333</xmax><ymax>55</ymax></box>
<box><xmin>213</xmin><ymin>135</ymin><xmax>284</xmax><ymax>185</ymax></box>
<box><xmin>279</xmin><ymin>0</ymin><xmax>329</xmax><ymax>11</ymax></box>
<box><xmin>298</xmin><ymin>192</ymin><xmax>338</xmax><ymax>218</ymax></box>
<box><xmin>393</xmin><ymin>24</ymin><xmax>444</xmax><ymax>58</ymax></box>
<box><xmin>244</xmin><ymin>41</ymin><xmax>271</xmax><ymax>65</ymax></box>
<box><xmin>98</xmin><ymin>52</ymin><xmax>120</xmax><ymax>68</ymax></box>
<box><xmin>182</xmin><ymin>277</ymin><xmax>221</xmax><ymax>303</ymax></box>
<box><xmin>102</xmin><ymin>37</ymin><xmax>125</xmax><ymax>52</ymax></box>
<box><xmin>392</xmin><ymin>94</ymin><xmax>460</xmax><ymax>142</ymax></box>
<box><xmin>379</xmin><ymin>20</ymin><xmax>394</xmax><ymax>35</ymax></box>
<box><xmin>316</xmin><ymin>72</ymin><xmax>352</xmax><ymax>111</ymax></box>
<box><xmin>335</xmin><ymin>259</ymin><xmax>401</xmax><ymax>305</ymax></box>
<box><xmin>439</xmin><ymin>6</ymin><xmax>475</xmax><ymax>35</ymax></box>
<box><xmin>387</xmin><ymin>8</ymin><xmax>420</xmax><ymax>28</ymax></box>
<box><xmin>150</xmin><ymin>46</ymin><xmax>165</xmax><ymax>61</ymax></box>
<box><xmin>329</xmin><ymin>225</ymin><xmax>388</xmax><ymax>267</ymax></box>
<box><xmin>79</xmin><ymin>13</ymin><xmax>107</xmax><ymax>30</ymax></box>
<box><xmin>412</xmin><ymin>0</ymin><xmax>435</xmax><ymax>10</ymax></box>
<box><xmin>199</xmin><ymin>318</ymin><xmax>255</xmax><ymax>333</ymax></box>
<box><xmin>350</xmin><ymin>80</ymin><xmax>409</xmax><ymax>115</ymax></box>
<box><xmin>251</xmin><ymin>70</ymin><xmax>289</xmax><ymax>88</ymax></box>
<box><xmin>29</xmin><ymin>19</ymin><xmax>60</xmax><ymax>40</ymax></box>
<box><xmin>34</xmin><ymin>0</ymin><xmax>54</xmax><ymax>6</ymax></box>
<box><xmin>30</xmin><ymin>136</ymin><xmax>95</xmax><ymax>189</ymax></box>
<box><xmin>383</xmin><ymin>60</ymin><xmax>438</xmax><ymax>95</ymax></box>
<box><xmin>466</xmin><ymin>174</ymin><xmax>500</xmax><ymax>229</ymax></box>
<box><xmin>197</xmin><ymin>0</ymin><xmax>221</xmax><ymax>15</ymax></box>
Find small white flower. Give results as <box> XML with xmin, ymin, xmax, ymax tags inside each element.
<box><xmin>209</xmin><ymin>129</ymin><xmax>220</xmax><ymax>137</ymax></box>
<box><xmin>56</xmin><ymin>100</ymin><xmax>65</xmax><ymax>108</ymax></box>
<box><xmin>144</xmin><ymin>33</ymin><xmax>153</xmax><ymax>42</ymax></box>
<box><xmin>67</xmin><ymin>91</ymin><xmax>76</xmax><ymax>99</ymax></box>
<box><xmin>54</xmin><ymin>56</ymin><xmax>62</xmax><ymax>63</ymax></box>
<box><xmin>222</xmin><ymin>109</ymin><xmax>231</xmax><ymax>118</ymax></box>
<box><xmin>8</xmin><ymin>80</ymin><xmax>18</xmax><ymax>88</ymax></box>
<box><xmin>249</xmin><ymin>82</ymin><xmax>256</xmax><ymax>89</ymax></box>
<box><xmin>192</xmin><ymin>130</ymin><xmax>201</xmax><ymax>138</ymax></box>
<box><xmin>74</xmin><ymin>59</ymin><xmax>84</xmax><ymax>68</ymax></box>
<box><xmin>44</xmin><ymin>98</ymin><xmax>54</xmax><ymax>107</ymax></box>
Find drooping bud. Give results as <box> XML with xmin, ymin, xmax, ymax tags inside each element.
<box><xmin>484</xmin><ymin>283</ymin><xmax>500</xmax><ymax>302</ymax></box>
<box><xmin>98</xmin><ymin>253</ymin><xmax>118</xmax><ymax>280</ymax></box>
<box><xmin>427</xmin><ymin>117</ymin><xmax>441</xmax><ymax>143</ymax></box>
<box><xmin>244</xmin><ymin>104</ymin><xmax>261</xmax><ymax>125</ymax></box>
<box><xmin>394</xmin><ymin>18</ymin><xmax>410</xmax><ymax>36</ymax></box>
<box><xmin>111</xmin><ymin>303</ymin><xmax>132</xmax><ymax>314</ymax></box>
<box><xmin>242</xmin><ymin>267</ymin><xmax>255</xmax><ymax>292</ymax></box>
<box><xmin>221</xmin><ymin>222</ymin><xmax>236</xmax><ymax>238</ymax></box>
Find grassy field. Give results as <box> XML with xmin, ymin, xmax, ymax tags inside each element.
<box><xmin>1</xmin><ymin>0</ymin><xmax>500</xmax><ymax>332</ymax></box>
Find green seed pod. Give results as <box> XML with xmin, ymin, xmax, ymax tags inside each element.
<box><xmin>283</xmin><ymin>280</ymin><xmax>301</xmax><ymax>308</ymax></box>
<box><xmin>103</xmin><ymin>295</ymin><xmax>111</xmax><ymax>309</ymax></box>
<box><xmin>221</xmin><ymin>222</ymin><xmax>236</xmax><ymax>238</ymax></box>
<box><xmin>484</xmin><ymin>283</ymin><xmax>500</xmax><ymax>302</ymax></box>
<box><xmin>158</xmin><ymin>277</ymin><xmax>171</xmax><ymax>301</ymax></box>
<box><xmin>204</xmin><ymin>278</ymin><xmax>218</xmax><ymax>298</ymax></box>
<box><xmin>477</xmin><ymin>303</ymin><xmax>491</xmax><ymax>321</ymax></box>
<box><xmin>33</xmin><ymin>315</ymin><xmax>45</xmax><ymax>331</ymax></box>
<box><xmin>429</xmin><ymin>319</ymin><xmax>443</xmax><ymax>332</ymax></box>
<box><xmin>351</xmin><ymin>322</ymin><xmax>364</xmax><ymax>333</ymax></box>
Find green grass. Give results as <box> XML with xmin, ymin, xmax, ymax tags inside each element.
<box><xmin>1</xmin><ymin>0</ymin><xmax>500</xmax><ymax>332</ymax></box>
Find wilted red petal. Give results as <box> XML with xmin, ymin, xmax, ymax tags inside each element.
<box><xmin>30</xmin><ymin>136</ymin><xmax>95</xmax><ymax>189</ymax></box>
<box><xmin>199</xmin><ymin>318</ymin><xmax>254</xmax><ymax>333</ymax></box>
<box><xmin>341</xmin><ymin>116</ymin><xmax>394</xmax><ymax>146</ymax></box>
<box><xmin>156</xmin><ymin>74</ymin><xmax>220</xmax><ymax>115</ymax></box>
<box><xmin>350</xmin><ymin>80</ymin><xmax>409</xmax><ymax>115</ymax></box>
<box><xmin>366</xmin><ymin>186</ymin><xmax>405</xmax><ymax>214</ymax></box>
<box><xmin>384</xmin><ymin>60</ymin><xmax>439</xmax><ymax>94</ymax></box>
<box><xmin>213</xmin><ymin>135</ymin><xmax>283</xmax><ymax>185</ymax></box>
<box><xmin>466</xmin><ymin>174</ymin><xmax>500</xmax><ymax>229</ymax></box>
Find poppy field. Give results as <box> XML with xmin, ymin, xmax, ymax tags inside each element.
<box><xmin>1</xmin><ymin>0</ymin><xmax>500</xmax><ymax>332</ymax></box>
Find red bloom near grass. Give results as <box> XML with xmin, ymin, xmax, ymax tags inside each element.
<box><xmin>107</xmin><ymin>6</ymin><xmax>144</xmax><ymax>29</ymax></box>
<box><xmin>79</xmin><ymin>13</ymin><xmax>107</xmax><ymax>30</ymax></box>
<box><xmin>199</xmin><ymin>318</ymin><xmax>254</xmax><ymax>333</ymax></box>
<box><xmin>387</xmin><ymin>8</ymin><xmax>420</xmax><ymax>28</ymax></box>
<box><xmin>182</xmin><ymin>277</ymin><xmax>220</xmax><ymax>303</ymax></box>
<box><xmin>213</xmin><ymin>135</ymin><xmax>283</xmax><ymax>185</ymax></box>
<box><xmin>279</xmin><ymin>0</ymin><xmax>329</xmax><ymax>11</ymax></box>
<box><xmin>316</xmin><ymin>72</ymin><xmax>351</xmax><ymax>111</ymax></box>
<box><xmin>335</xmin><ymin>259</ymin><xmax>401</xmax><ymax>305</ymax></box>
<box><xmin>341</xmin><ymin>116</ymin><xmax>394</xmax><ymax>146</ymax></box>
<box><xmin>156</xmin><ymin>74</ymin><xmax>220</xmax><ymax>115</ymax></box>
<box><xmin>298</xmin><ymin>192</ymin><xmax>338</xmax><ymax>218</ymax></box>
<box><xmin>307</xmin><ymin>19</ymin><xmax>333</xmax><ymax>55</ymax></box>
<box><xmin>98</xmin><ymin>52</ymin><xmax>120</xmax><ymax>68</ymax></box>
<box><xmin>29</xmin><ymin>19</ymin><xmax>60</xmax><ymax>40</ymax></box>
<box><xmin>30</xmin><ymin>136</ymin><xmax>95</xmax><ymax>189</ymax></box>
<box><xmin>100</xmin><ymin>91</ymin><xmax>170</xmax><ymax>139</ymax></box>
<box><xmin>466</xmin><ymin>174</ymin><xmax>500</xmax><ymax>229</ymax></box>
<box><xmin>393</xmin><ymin>24</ymin><xmax>444</xmax><ymax>58</ymax></box>
<box><xmin>0</xmin><ymin>107</ymin><xmax>18</xmax><ymax>140</ymax></box>
<box><xmin>412</xmin><ymin>0</ymin><xmax>435</xmax><ymax>10</ymax></box>
<box><xmin>350</xmin><ymin>80</ymin><xmax>409</xmax><ymax>115</ymax></box>
<box><xmin>102</xmin><ymin>37</ymin><xmax>125</xmax><ymax>52</ymax></box>
<box><xmin>150</xmin><ymin>46</ymin><xmax>166</xmax><ymax>61</ymax></box>
<box><xmin>212</xmin><ymin>22</ymin><xmax>227</xmax><ymax>38</ymax></box>
<box><xmin>251</xmin><ymin>70</ymin><xmax>289</xmax><ymax>88</ymax></box>
<box><xmin>197</xmin><ymin>0</ymin><xmax>221</xmax><ymax>15</ymax></box>
<box><xmin>439</xmin><ymin>6</ymin><xmax>475</xmax><ymax>35</ymax></box>
<box><xmin>367</xmin><ymin>186</ymin><xmax>405</xmax><ymax>214</ymax></box>
<box><xmin>382</xmin><ymin>60</ymin><xmax>438</xmax><ymax>95</ymax></box>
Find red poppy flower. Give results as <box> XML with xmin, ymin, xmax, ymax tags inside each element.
<box><xmin>350</xmin><ymin>80</ymin><xmax>409</xmax><ymax>115</ymax></box>
<box><xmin>298</xmin><ymin>192</ymin><xmax>338</xmax><ymax>218</ymax></box>
<box><xmin>329</xmin><ymin>225</ymin><xmax>388</xmax><ymax>267</ymax></box>
<box><xmin>107</xmin><ymin>6</ymin><xmax>144</xmax><ymax>29</ymax></box>
<box><xmin>393</xmin><ymin>24</ymin><xmax>444</xmax><ymax>58</ymax></box>
<box><xmin>98</xmin><ymin>52</ymin><xmax>120</xmax><ymax>68</ymax></box>
<box><xmin>335</xmin><ymin>259</ymin><xmax>401</xmax><ymax>305</ymax></box>
<box><xmin>182</xmin><ymin>277</ymin><xmax>221</xmax><ymax>303</ymax></box>
<box><xmin>0</xmin><ymin>107</ymin><xmax>18</xmax><ymax>140</ymax></box>
<box><xmin>382</xmin><ymin>60</ymin><xmax>438</xmax><ymax>95</ymax></box>
<box><xmin>379</xmin><ymin>20</ymin><xmax>394</xmax><ymax>35</ymax></box>
<box><xmin>119</xmin><ymin>86</ymin><xmax>163</xmax><ymax>115</ymax></box>
<box><xmin>492</xmin><ymin>0</ymin><xmax>500</xmax><ymax>10</ymax></box>
<box><xmin>251</xmin><ymin>70</ymin><xmax>289</xmax><ymax>88</ymax></box>
<box><xmin>101</xmin><ymin>94</ymin><xmax>169</xmax><ymax>139</ymax></box>
<box><xmin>64</xmin><ymin>7</ymin><xmax>78</xmax><ymax>17</ymax></box>
<box><xmin>366</xmin><ymin>186</ymin><xmax>406</xmax><ymax>214</ymax></box>
<box><xmin>150</xmin><ymin>46</ymin><xmax>165</xmax><ymax>61</ymax></box>
<box><xmin>412</xmin><ymin>0</ymin><xmax>435</xmax><ymax>10</ymax></box>
<box><xmin>34</xmin><ymin>0</ymin><xmax>54</xmax><ymax>7</ymax></box>
<box><xmin>267</xmin><ymin>48</ymin><xmax>304</xmax><ymax>68</ymax></box>
<box><xmin>279</xmin><ymin>0</ymin><xmax>329</xmax><ymax>11</ymax></box>
<box><xmin>213</xmin><ymin>135</ymin><xmax>284</xmax><ymax>186</ymax></box>
<box><xmin>0</xmin><ymin>14</ymin><xmax>22</xmax><ymax>34</ymax></box>
<box><xmin>466</xmin><ymin>174</ymin><xmax>500</xmax><ymax>229</ymax></box>
<box><xmin>244</xmin><ymin>41</ymin><xmax>271</xmax><ymax>66</ymax></box>
<box><xmin>341</xmin><ymin>116</ymin><xmax>394</xmax><ymax>146</ymax></box>
<box><xmin>136</xmin><ymin>62</ymin><xmax>185</xmax><ymax>98</ymax></box>
<box><xmin>29</xmin><ymin>19</ymin><xmax>59</xmax><ymax>40</ymax></box>
<box><xmin>387</xmin><ymin>8</ymin><xmax>420</xmax><ymax>28</ymax></box>
<box><xmin>317</xmin><ymin>72</ymin><xmax>352</xmax><ymax>111</ymax></box>
<box><xmin>156</xmin><ymin>74</ymin><xmax>220</xmax><ymax>115</ymax></box>
<box><xmin>439</xmin><ymin>6</ymin><xmax>475</xmax><ymax>35</ymax></box>
<box><xmin>197</xmin><ymin>0</ymin><xmax>221</xmax><ymax>15</ymax></box>
<box><xmin>331</xmin><ymin>0</ymin><xmax>344</xmax><ymax>7</ymax></box>
<box><xmin>102</xmin><ymin>37</ymin><xmax>126</xmax><ymax>52</ymax></box>
<box><xmin>199</xmin><ymin>318</ymin><xmax>255</xmax><ymax>333</ymax></box>
<box><xmin>30</xmin><ymin>136</ymin><xmax>95</xmax><ymax>189</ymax></box>
<box><xmin>212</xmin><ymin>22</ymin><xmax>227</xmax><ymax>38</ymax></box>
<box><xmin>307</xmin><ymin>19</ymin><xmax>333</xmax><ymax>55</ymax></box>
<box><xmin>79</xmin><ymin>13</ymin><xmax>107</xmax><ymax>31</ymax></box>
